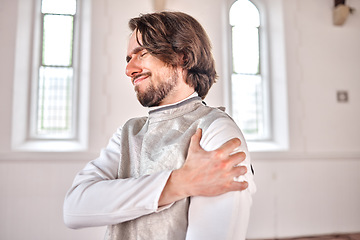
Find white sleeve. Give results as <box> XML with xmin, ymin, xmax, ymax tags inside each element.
<box><xmin>63</xmin><ymin>128</ymin><xmax>172</xmax><ymax>229</ymax></box>
<box><xmin>186</xmin><ymin>117</ymin><xmax>256</xmax><ymax>240</ymax></box>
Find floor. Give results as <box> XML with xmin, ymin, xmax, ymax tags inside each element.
<box><xmin>253</xmin><ymin>233</ymin><xmax>360</xmax><ymax>240</ymax></box>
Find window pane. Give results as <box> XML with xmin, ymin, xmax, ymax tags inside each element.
<box><xmin>42</xmin><ymin>14</ymin><xmax>74</xmax><ymax>66</ymax></box>
<box><xmin>37</xmin><ymin>66</ymin><xmax>73</xmax><ymax>137</ymax></box>
<box><xmin>232</xmin><ymin>26</ymin><xmax>259</xmax><ymax>74</ymax></box>
<box><xmin>41</xmin><ymin>0</ymin><xmax>76</xmax><ymax>14</ymax></box>
<box><xmin>231</xmin><ymin>74</ymin><xmax>264</xmax><ymax>139</ymax></box>
<box><xmin>230</xmin><ymin>0</ymin><xmax>260</xmax><ymax>27</ymax></box>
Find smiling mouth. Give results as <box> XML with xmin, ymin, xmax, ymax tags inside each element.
<box><xmin>132</xmin><ymin>73</ymin><xmax>151</xmax><ymax>86</ymax></box>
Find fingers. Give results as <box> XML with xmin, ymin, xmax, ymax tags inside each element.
<box><xmin>214</xmin><ymin>138</ymin><xmax>241</xmax><ymax>158</ymax></box>
<box><xmin>230</xmin><ymin>181</ymin><xmax>248</xmax><ymax>191</ymax></box>
<box><xmin>219</xmin><ymin>151</ymin><xmax>246</xmax><ymax>171</ymax></box>
<box><xmin>233</xmin><ymin>165</ymin><xmax>247</xmax><ymax>176</ymax></box>
<box><xmin>228</xmin><ymin>151</ymin><xmax>246</xmax><ymax>166</ymax></box>
<box><xmin>189</xmin><ymin>128</ymin><xmax>203</xmax><ymax>151</ymax></box>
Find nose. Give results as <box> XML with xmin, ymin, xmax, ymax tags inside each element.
<box><xmin>125</xmin><ymin>57</ymin><xmax>142</xmax><ymax>77</ymax></box>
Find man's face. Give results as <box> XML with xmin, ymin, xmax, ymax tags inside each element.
<box><xmin>125</xmin><ymin>31</ymin><xmax>179</xmax><ymax>107</ymax></box>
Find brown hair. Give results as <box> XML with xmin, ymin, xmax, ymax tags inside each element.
<box><xmin>128</xmin><ymin>11</ymin><xmax>217</xmax><ymax>99</ymax></box>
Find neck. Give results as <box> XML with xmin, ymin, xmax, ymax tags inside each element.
<box><xmin>159</xmin><ymin>85</ymin><xmax>195</xmax><ymax>106</ymax></box>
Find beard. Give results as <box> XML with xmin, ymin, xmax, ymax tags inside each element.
<box><xmin>135</xmin><ymin>70</ymin><xmax>179</xmax><ymax>107</ymax></box>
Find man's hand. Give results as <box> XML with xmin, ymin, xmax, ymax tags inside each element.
<box><xmin>158</xmin><ymin>128</ymin><xmax>248</xmax><ymax>206</ymax></box>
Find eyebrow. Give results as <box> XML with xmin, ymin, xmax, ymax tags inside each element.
<box><xmin>126</xmin><ymin>46</ymin><xmax>145</xmax><ymax>63</ymax></box>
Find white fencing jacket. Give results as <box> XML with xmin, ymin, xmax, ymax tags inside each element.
<box><xmin>63</xmin><ymin>95</ymin><xmax>256</xmax><ymax>240</ymax></box>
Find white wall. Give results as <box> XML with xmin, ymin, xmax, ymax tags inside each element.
<box><xmin>0</xmin><ymin>0</ymin><xmax>359</xmax><ymax>239</ymax></box>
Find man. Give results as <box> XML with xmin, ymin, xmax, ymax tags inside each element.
<box><xmin>64</xmin><ymin>11</ymin><xmax>255</xmax><ymax>240</ymax></box>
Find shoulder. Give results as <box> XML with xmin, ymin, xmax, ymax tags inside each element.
<box><xmin>109</xmin><ymin>116</ymin><xmax>148</xmax><ymax>148</ymax></box>
<box><xmin>196</xmin><ymin>103</ymin><xmax>229</xmax><ymax>118</ymax></box>
<box><xmin>197</xmin><ymin>104</ymin><xmax>236</xmax><ymax>129</ymax></box>
<box><xmin>198</xmin><ymin>107</ymin><xmax>247</xmax><ymax>152</ymax></box>
<box><xmin>123</xmin><ymin>116</ymin><xmax>148</xmax><ymax>126</ymax></box>
<box><xmin>121</xmin><ymin>116</ymin><xmax>148</xmax><ymax>132</ymax></box>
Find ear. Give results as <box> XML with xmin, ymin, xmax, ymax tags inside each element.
<box><xmin>177</xmin><ymin>53</ymin><xmax>186</xmax><ymax>66</ymax></box>
<box><xmin>180</xmin><ymin>52</ymin><xmax>192</xmax><ymax>69</ymax></box>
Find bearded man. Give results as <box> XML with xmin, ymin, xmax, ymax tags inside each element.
<box><xmin>64</xmin><ymin>11</ymin><xmax>256</xmax><ymax>240</ymax></box>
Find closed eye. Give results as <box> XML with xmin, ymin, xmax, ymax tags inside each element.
<box><xmin>126</xmin><ymin>47</ymin><xmax>146</xmax><ymax>63</ymax></box>
<box><xmin>140</xmin><ymin>51</ymin><xmax>148</xmax><ymax>58</ymax></box>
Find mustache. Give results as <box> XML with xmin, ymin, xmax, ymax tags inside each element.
<box><xmin>132</xmin><ymin>72</ymin><xmax>152</xmax><ymax>83</ymax></box>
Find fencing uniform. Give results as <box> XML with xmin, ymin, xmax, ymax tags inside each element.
<box><xmin>64</xmin><ymin>95</ymin><xmax>256</xmax><ymax>240</ymax></box>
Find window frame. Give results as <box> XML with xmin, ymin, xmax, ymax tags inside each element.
<box><xmin>225</xmin><ymin>0</ymin><xmax>289</xmax><ymax>152</ymax></box>
<box><xmin>30</xmin><ymin>2</ymin><xmax>77</xmax><ymax>140</ymax></box>
<box><xmin>229</xmin><ymin>0</ymin><xmax>271</xmax><ymax>141</ymax></box>
<box><xmin>12</xmin><ymin>0</ymin><xmax>91</xmax><ymax>152</ymax></box>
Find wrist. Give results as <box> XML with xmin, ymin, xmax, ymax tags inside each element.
<box><xmin>170</xmin><ymin>168</ymin><xmax>191</xmax><ymax>198</ymax></box>
<box><xmin>158</xmin><ymin>169</ymin><xmax>189</xmax><ymax>206</ymax></box>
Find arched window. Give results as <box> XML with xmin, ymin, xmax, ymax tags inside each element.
<box><xmin>230</xmin><ymin>0</ymin><xmax>269</xmax><ymax>141</ymax></box>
